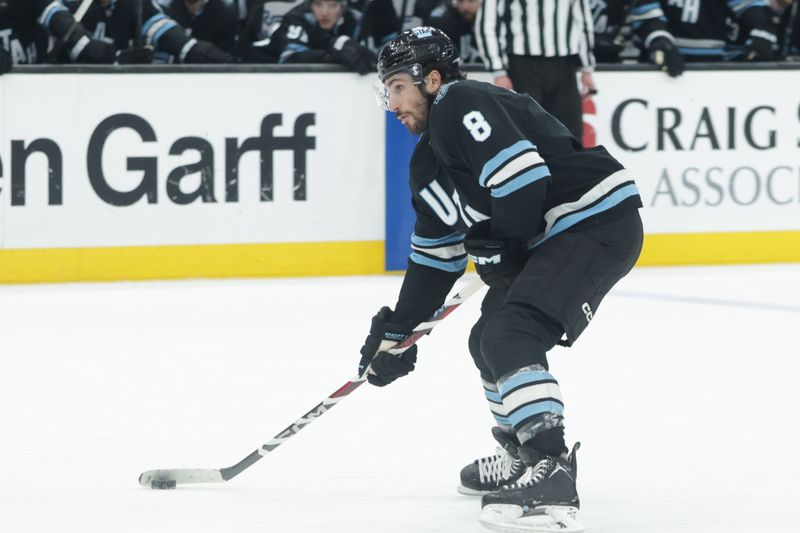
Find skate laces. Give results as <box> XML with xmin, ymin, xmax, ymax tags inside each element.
<box><xmin>512</xmin><ymin>457</ymin><xmax>554</xmax><ymax>487</ymax></box>
<box><xmin>478</xmin><ymin>447</ymin><xmax>520</xmax><ymax>483</ymax></box>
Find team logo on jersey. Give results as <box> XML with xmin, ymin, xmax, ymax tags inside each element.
<box><xmin>433</xmin><ymin>82</ymin><xmax>455</xmax><ymax>105</ymax></box>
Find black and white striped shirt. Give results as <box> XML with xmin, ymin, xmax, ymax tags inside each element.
<box><xmin>475</xmin><ymin>0</ymin><xmax>595</xmax><ymax>75</ymax></box>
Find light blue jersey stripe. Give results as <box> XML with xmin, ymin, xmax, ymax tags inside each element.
<box><xmin>630</xmin><ymin>2</ymin><xmax>660</xmax><ymax>14</ymax></box>
<box><xmin>410</xmin><ymin>253</ymin><xmax>468</xmax><ymax>272</ymax></box>
<box><xmin>411</xmin><ymin>232</ymin><xmax>465</xmax><ymax>247</ymax></box>
<box><xmin>142</xmin><ymin>14</ymin><xmax>167</xmax><ymax>35</ymax></box>
<box><xmin>530</xmin><ymin>183</ymin><xmax>640</xmax><ymax>249</ymax></box>
<box><xmin>728</xmin><ymin>0</ymin><xmax>767</xmax><ymax>13</ymax></box>
<box><xmin>679</xmin><ymin>48</ymin><xmax>726</xmax><ymax>56</ymax></box>
<box><xmin>151</xmin><ymin>21</ymin><xmax>177</xmax><ymax>46</ymax></box>
<box><xmin>508</xmin><ymin>401</ymin><xmax>565</xmax><ymax>426</ymax></box>
<box><xmin>490</xmin><ymin>165</ymin><xmax>550</xmax><ymax>198</ymax></box>
<box><xmin>479</xmin><ymin>140</ymin><xmax>537</xmax><ymax>187</ymax></box>
<box><xmin>41</xmin><ymin>3</ymin><xmax>68</xmax><ymax>29</ymax></box>
<box><xmin>548</xmin><ymin>184</ymin><xmax>639</xmax><ymax>236</ymax></box>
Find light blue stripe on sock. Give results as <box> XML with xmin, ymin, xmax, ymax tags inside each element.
<box><xmin>500</xmin><ymin>370</ymin><xmax>556</xmax><ymax>396</ymax></box>
<box><xmin>493</xmin><ymin>414</ymin><xmax>512</xmax><ymax>426</ymax></box>
<box><xmin>508</xmin><ymin>401</ymin><xmax>564</xmax><ymax>427</ymax></box>
<box><xmin>484</xmin><ymin>389</ymin><xmax>502</xmax><ymax>403</ymax></box>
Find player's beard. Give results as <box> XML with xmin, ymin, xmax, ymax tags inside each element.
<box><xmin>402</xmin><ymin>107</ymin><xmax>428</xmax><ymax>134</ymax></box>
<box><xmin>398</xmin><ymin>91</ymin><xmax>433</xmax><ymax>134</ymax></box>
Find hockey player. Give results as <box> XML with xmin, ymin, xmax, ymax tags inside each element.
<box><xmin>652</xmin><ymin>0</ymin><xmax>779</xmax><ymax>60</ymax></box>
<box><xmin>1</xmin><ymin>0</ymin><xmax>145</xmax><ymax>66</ymax></box>
<box><xmin>355</xmin><ymin>0</ymin><xmax>402</xmax><ymax>49</ymax></box>
<box><xmin>591</xmin><ymin>0</ymin><xmax>685</xmax><ymax>76</ymax></box>
<box><xmin>161</xmin><ymin>0</ymin><xmax>239</xmax><ymax>58</ymax></box>
<box><xmin>272</xmin><ymin>0</ymin><xmax>377</xmax><ymax>73</ymax></box>
<box><xmin>65</xmin><ymin>0</ymin><xmax>227</xmax><ymax>62</ymax></box>
<box><xmin>362</xmin><ymin>27</ymin><xmax>643</xmax><ymax>532</ymax></box>
<box><xmin>1</xmin><ymin>0</ymin><xmax>48</xmax><ymax>70</ymax></box>
<box><xmin>234</xmin><ymin>0</ymin><xmax>303</xmax><ymax>62</ymax></box>
<box><xmin>425</xmin><ymin>0</ymin><xmax>484</xmax><ymax>65</ymax></box>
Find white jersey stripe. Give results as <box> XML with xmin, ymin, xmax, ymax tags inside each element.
<box><xmin>543</xmin><ymin>169</ymin><xmax>633</xmax><ymax>234</ymax></box>
<box><xmin>485</xmin><ymin>151</ymin><xmax>546</xmax><ymax>188</ymax></box>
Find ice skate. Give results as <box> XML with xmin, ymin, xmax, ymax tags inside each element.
<box><xmin>479</xmin><ymin>443</ymin><xmax>584</xmax><ymax>533</ymax></box>
<box><xmin>458</xmin><ymin>427</ymin><xmax>527</xmax><ymax>495</ymax></box>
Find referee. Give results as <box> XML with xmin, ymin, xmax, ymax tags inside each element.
<box><xmin>475</xmin><ymin>0</ymin><xmax>596</xmax><ymax>140</ymax></box>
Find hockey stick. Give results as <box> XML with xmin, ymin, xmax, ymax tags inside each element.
<box><xmin>138</xmin><ymin>276</ymin><xmax>485</xmax><ymax>488</ymax></box>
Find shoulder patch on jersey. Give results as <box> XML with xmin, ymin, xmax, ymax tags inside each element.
<box><xmin>433</xmin><ymin>81</ymin><xmax>457</xmax><ymax>105</ymax></box>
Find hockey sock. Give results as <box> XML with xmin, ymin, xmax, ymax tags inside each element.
<box><xmin>482</xmin><ymin>379</ymin><xmax>512</xmax><ymax>431</ymax></box>
<box><xmin>498</xmin><ymin>364</ymin><xmax>565</xmax><ymax>447</ymax></box>
<box><xmin>527</xmin><ymin>425</ymin><xmax>568</xmax><ymax>458</ymax></box>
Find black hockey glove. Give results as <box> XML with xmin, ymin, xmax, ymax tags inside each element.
<box><xmin>331</xmin><ymin>36</ymin><xmax>377</xmax><ymax>75</ymax></box>
<box><xmin>0</xmin><ymin>47</ymin><xmax>11</xmax><ymax>75</ymax></box>
<box><xmin>648</xmin><ymin>37</ymin><xmax>684</xmax><ymax>77</ymax></box>
<box><xmin>116</xmin><ymin>46</ymin><xmax>154</xmax><ymax>65</ymax></box>
<box><xmin>744</xmin><ymin>30</ymin><xmax>777</xmax><ymax>61</ymax></box>
<box><xmin>464</xmin><ymin>220</ymin><xmax>525</xmax><ymax>290</ymax></box>
<box><xmin>358</xmin><ymin>306</ymin><xmax>418</xmax><ymax>387</ymax></box>
<box><xmin>184</xmin><ymin>40</ymin><xmax>228</xmax><ymax>64</ymax></box>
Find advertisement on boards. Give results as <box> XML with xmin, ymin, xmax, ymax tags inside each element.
<box><xmin>0</xmin><ymin>73</ymin><xmax>385</xmax><ymax>250</ymax></box>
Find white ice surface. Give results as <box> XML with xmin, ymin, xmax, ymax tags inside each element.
<box><xmin>1</xmin><ymin>265</ymin><xmax>798</xmax><ymax>533</ymax></box>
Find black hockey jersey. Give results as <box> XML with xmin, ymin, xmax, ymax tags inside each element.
<box><xmin>66</xmin><ymin>0</ymin><xmax>225</xmax><ymax>62</ymax></box>
<box><xmin>356</xmin><ymin>0</ymin><xmax>401</xmax><ymax>48</ymax></box>
<box><xmin>425</xmin><ymin>3</ymin><xmax>483</xmax><ymax>65</ymax></box>
<box><xmin>163</xmin><ymin>0</ymin><xmax>239</xmax><ymax>54</ymax></box>
<box><xmin>271</xmin><ymin>3</ymin><xmax>362</xmax><ymax>62</ymax></box>
<box><xmin>391</xmin><ymin>80</ymin><xmax>642</xmax><ymax>328</ymax></box>
<box><xmin>63</xmin><ymin>0</ymin><xmax>169</xmax><ymax>50</ymax></box>
<box><xmin>0</xmin><ymin>0</ymin><xmax>48</xmax><ymax>64</ymax></box>
<box><xmin>651</xmin><ymin>0</ymin><xmax>776</xmax><ymax>59</ymax></box>
<box><xmin>621</xmin><ymin>0</ymin><xmax>679</xmax><ymax>54</ymax></box>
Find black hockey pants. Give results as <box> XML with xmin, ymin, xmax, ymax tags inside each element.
<box><xmin>468</xmin><ymin>212</ymin><xmax>644</xmax><ymax>383</ymax></box>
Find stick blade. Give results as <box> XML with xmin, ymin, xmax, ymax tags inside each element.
<box><xmin>138</xmin><ymin>468</ymin><xmax>224</xmax><ymax>487</ymax></box>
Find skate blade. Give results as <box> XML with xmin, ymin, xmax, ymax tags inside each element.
<box><xmin>457</xmin><ymin>484</ymin><xmax>489</xmax><ymax>496</ymax></box>
<box><xmin>479</xmin><ymin>504</ymin><xmax>585</xmax><ymax>533</ymax></box>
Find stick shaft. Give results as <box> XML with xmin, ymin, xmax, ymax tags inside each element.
<box><xmin>140</xmin><ymin>277</ymin><xmax>484</xmax><ymax>486</ymax></box>
<box><xmin>220</xmin><ymin>277</ymin><xmax>484</xmax><ymax>481</ymax></box>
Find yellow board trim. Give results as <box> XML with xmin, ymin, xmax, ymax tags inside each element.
<box><xmin>0</xmin><ymin>241</ymin><xmax>385</xmax><ymax>284</ymax></box>
<box><xmin>638</xmin><ymin>230</ymin><xmax>800</xmax><ymax>266</ymax></box>
<box><xmin>1</xmin><ymin>231</ymin><xmax>798</xmax><ymax>284</ymax></box>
